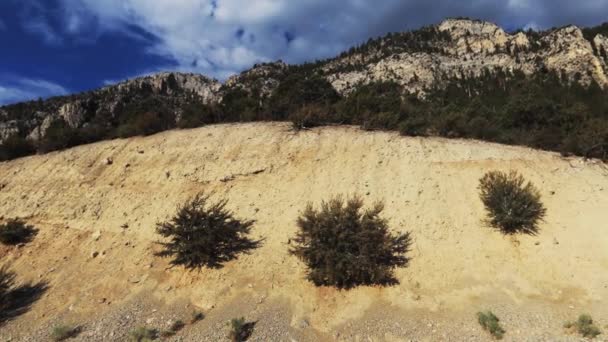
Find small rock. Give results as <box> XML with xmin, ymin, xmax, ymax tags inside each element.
<box><xmin>91</xmin><ymin>251</ymin><xmax>99</xmax><ymax>258</ymax></box>
<box><xmin>247</xmin><ymin>283</ymin><xmax>253</xmax><ymax>288</ymax></box>
<box><xmin>535</xmin><ymin>241</ymin><xmax>540</xmax><ymax>245</ymax></box>
<box><xmin>298</xmin><ymin>319</ymin><xmax>310</xmax><ymax>329</ymax></box>
<box><xmin>105</xmin><ymin>158</ymin><xmax>113</xmax><ymax>165</ymax></box>
<box><xmin>553</xmin><ymin>238</ymin><xmax>559</xmax><ymax>245</ymax></box>
<box><xmin>92</xmin><ymin>230</ymin><xmax>102</xmax><ymax>241</ymax></box>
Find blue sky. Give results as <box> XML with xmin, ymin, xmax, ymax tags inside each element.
<box><xmin>1</xmin><ymin>0</ymin><xmax>608</xmax><ymax>105</ymax></box>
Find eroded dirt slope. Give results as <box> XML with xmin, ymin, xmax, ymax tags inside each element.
<box><xmin>1</xmin><ymin>123</ymin><xmax>607</xmax><ymax>341</ymax></box>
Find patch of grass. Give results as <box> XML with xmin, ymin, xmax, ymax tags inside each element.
<box><xmin>190</xmin><ymin>311</ymin><xmax>204</xmax><ymax>324</ymax></box>
<box><xmin>228</xmin><ymin>317</ymin><xmax>255</xmax><ymax>342</ymax></box>
<box><xmin>0</xmin><ymin>219</ymin><xmax>38</xmax><ymax>245</ymax></box>
<box><xmin>51</xmin><ymin>325</ymin><xmax>79</xmax><ymax>341</ymax></box>
<box><xmin>477</xmin><ymin>311</ymin><xmax>505</xmax><ymax>339</ymax></box>
<box><xmin>565</xmin><ymin>314</ymin><xmax>602</xmax><ymax>338</ymax></box>
<box><xmin>129</xmin><ymin>327</ymin><xmax>158</xmax><ymax>342</ymax></box>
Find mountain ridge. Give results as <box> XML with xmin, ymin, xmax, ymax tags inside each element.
<box><xmin>1</xmin><ymin>18</ymin><xmax>608</xmax><ymax>160</ymax></box>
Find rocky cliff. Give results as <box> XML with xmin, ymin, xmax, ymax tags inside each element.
<box><xmin>325</xmin><ymin>19</ymin><xmax>608</xmax><ymax>95</ymax></box>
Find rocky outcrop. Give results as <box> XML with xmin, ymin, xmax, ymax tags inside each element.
<box><xmin>224</xmin><ymin>61</ymin><xmax>287</xmax><ymax>98</ymax></box>
<box><xmin>325</xmin><ymin>19</ymin><xmax>608</xmax><ymax>95</ymax></box>
<box><xmin>112</xmin><ymin>72</ymin><xmax>221</xmax><ymax>103</ymax></box>
<box><xmin>58</xmin><ymin>101</ymin><xmax>86</xmax><ymax>128</ymax></box>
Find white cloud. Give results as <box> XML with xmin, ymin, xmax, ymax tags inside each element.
<box><xmin>55</xmin><ymin>0</ymin><xmax>410</xmax><ymax>79</ymax></box>
<box><xmin>0</xmin><ymin>78</ymin><xmax>69</xmax><ymax>105</ymax></box>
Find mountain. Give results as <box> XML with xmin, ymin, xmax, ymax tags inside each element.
<box><xmin>1</xmin><ymin>18</ymin><xmax>608</xmax><ymax>161</ymax></box>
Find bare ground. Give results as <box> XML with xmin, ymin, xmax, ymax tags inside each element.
<box><xmin>0</xmin><ymin>122</ymin><xmax>607</xmax><ymax>341</ymax></box>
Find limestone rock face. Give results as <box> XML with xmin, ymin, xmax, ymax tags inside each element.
<box><xmin>58</xmin><ymin>101</ymin><xmax>86</xmax><ymax>128</ymax></box>
<box><xmin>325</xmin><ymin>19</ymin><xmax>608</xmax><ymax>96</ymax></box>
<box><xmin>541</xmin><ymin>26</ymin><xmax>608</xmax><ymax>86</ymax></box>
<box><xmin>0</xmin><ymin>120</ymin><xmax>19</xmax><ymax>142</ymax></box>
<box><xmin>113</xmin><ymin>72</ymin><xmax>221</xmax><ymax>103</ymax></box>
<box><xmin>27</xmin><ymin>114</ymin><xmax>55</xmax><ymax>141</ymax></box>
<box><xmin>224</xmin><ymin>61</ymin><xmax>288</xmax><ymax>99</ymax></box>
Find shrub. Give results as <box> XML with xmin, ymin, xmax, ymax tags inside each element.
<box><xmin>289</xmin><ymin>104</ymin><xmax>334</xmax><ymax>130</ymax></box>
<box><xmin>190</xmin><ymin>311</ymin><xmax>205</xmax><ymax>324</ymax></box>
<box><xmin>156</xmin><ymin>192</ymin><xmax>262</xmax><ymax>268</ymax></box>
<box><xmin>228</xmin><ymin>317</ymin><xmax>255</xmax><ymax>342</ymax></box>
<box><xmin>564</xmin><ymin>314</ymin><xmax>602</xmax><ymax>338</ymax></box>
<box><xmin>0</xmin><ymin>135</ymin><xmax>36</xmax><ymax>161</ymax></box>
<box><xmin>479</xmin><ymin>171</ymin><xmax>546</xmax><ymax>234</ymax></box>
<box><xmin>477</xmin><ymin>311</ymin><xmax>505</xmax><ymax>339</ymax></box>
<box><xmin>0</xmin><ymin>219</ymin><xmax>38</xmax><ymax>245</ymax></box>
<box><xmin>129</xmin><ymin>327</ymin><xmax>157</xmax><ymax>342</ymax></box>
<box><xmin>51</xmin><ymin>325</ymin><xmax>79</xmax><ymax>341</ymax></box>
<box><xmin>290</xmin><ymin>195</ymin><xmax>412</xmax><ymax>288</ymax></box>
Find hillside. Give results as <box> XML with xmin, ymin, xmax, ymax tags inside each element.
<box><xmin>1</xmin><ymin>123</ymin><xmax>607</xmax><ymax>341</ymax></box>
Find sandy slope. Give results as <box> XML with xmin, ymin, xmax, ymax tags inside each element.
<box><xmin>0</xmin><ymin>122</ymin><xmax>607</xmax><ymax>341</ymax></box>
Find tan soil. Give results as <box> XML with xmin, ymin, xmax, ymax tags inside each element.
<box><xmin>0</xmin><ymin>122</ymin><xmax>607</xmax><ymax>341</ymax></box>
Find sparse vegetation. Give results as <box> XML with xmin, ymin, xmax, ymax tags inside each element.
<box><xmin>0</xmin><ymin>134</ymin><xmax>36</xmax><ymax>162</ymax></box>
<box><xmin>159</xmin><ymin>319</ymin><xmax>185</xmax><ymax>338</ymax></box>
<box><xmin>565</xmin><ymin>314</ymin><xmax>602</xmax><ymax>339</ymax></box>
<box><xmin>290</xmin><ymin>195</ymin><xmax>412</xmax><ymax>288</ymax></box>
<box><xmin>51</xmin><ymin>324</ymin><xmax>79</xmax><ymax>341</ymax></box>
<box><xmin>228</xmin><ymin>317</ymin><xmax>255</xmax><ymax>342</ymax></box>
<box><xmin>0</xmin><ymin>219</ymin><xmax>38</xmax><ymax>245</ymax></box>
<box><xmin>190</xmin><ymin>311</ymin><xmax>205</xmax><ymax>324</ymax></box>
<box><xmin>156</xmin><ymin>192</ymin><xmax>262</xmax><ymax>268</ymax></box>
<box><xmin>477</xmin><ymin>311</ymin><xmax>505</xmax><ymax>339</ymax></box>
<box><xmin>479</xmin><ymin>171</ymin><xmax>546</xmax><ymax>234</ymax></box>
<box><xmin>129</xmin><ymin>327</ymin><xmax>158</xmax><ymax>342</ymax></box>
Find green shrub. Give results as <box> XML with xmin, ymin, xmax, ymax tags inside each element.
<box><xmin>565</xmin><ymin>314</ymin><xmax>602</xmax><ymax>338</ymax></box>
<box><xmin>0</xmin><ymin>219</ymin><xmax>38</xmax><ymax>245</ymax></box>
<box><xmin>129</xmin><ymin>327</ymin><xmax>157</xmax><ymax>342</ymax></box>
<box><xmin>477</xmin><ymin>311</ymin><xmax>505</xmax><ymax>339</ymax></box>
<box><xmin>156</xmin><ymin>192</ymin><xmax>262</xmax><ymax>268</ymax></box>
<box><xmin>228</xmin><ymin>317</ymin><xmax>255</xmax><ymax>342</ymax></box>
<box><xmin>0</xmin><ymin>135</ymin><xmax>36</xmax><ymax>161</ymax></box>
<box><xmin>290</xmin><ymin>195</ymin><xmax>412</xmax><ymax>288</ymax></box>
<box><xmin>51</xmin><ymin>325</ymin><xmax>79</xmax><ymax>341</ymax></box>
<box><xmin>479</xmin><ymin>171</ymin><xmax>546</xmax><ymax>234</ymax></box>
